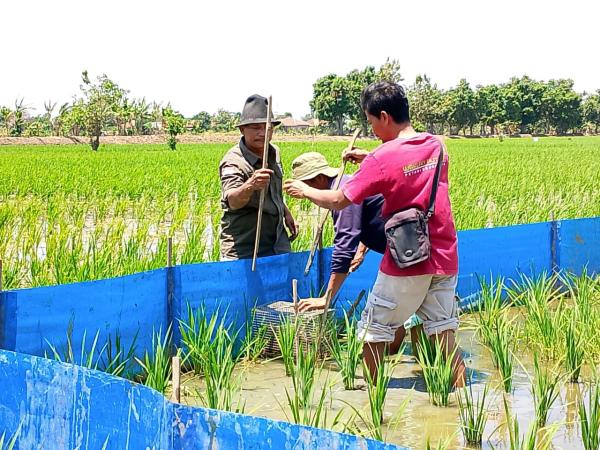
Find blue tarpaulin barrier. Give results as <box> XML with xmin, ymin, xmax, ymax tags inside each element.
<box><xmin>1</xmin><ymin>217</ymin><xmax>599</xmax><ymax>449</ymax></box>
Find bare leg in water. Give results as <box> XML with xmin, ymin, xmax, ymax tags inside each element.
<box><xmin>431</xmin><ymin>329</ymin><xmax>466</xmax><ymax>387</ymax></box>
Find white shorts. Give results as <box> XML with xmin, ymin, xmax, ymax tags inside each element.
<box><xmin>358</xmin><ymin>271</ymin><xmax>458</xmax><ymax>343</ymax></box>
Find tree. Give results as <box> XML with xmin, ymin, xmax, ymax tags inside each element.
<box><xmin>162</xmin><ymin>106</ymin><xmax>185</xmax><ymax>150</ymax></box>
<box><xmin>0</xmin><ymin>106</ymin><xmax>11</xmax><ymax>135</ymax></box>
<box><xmin>475</xmin><ymin>84</ymin><xmax>506</xmax><ymax>135</ymax></box>
<box><xmin>310</xmin><ymin>74</ymin><xmax>350</xmax><ymax>135</ymax></box>
<box><xmin>409</xmin><ymin>74</ymin><xmax>443</xmax><ymax>133</ymax></box>
<box><xmin>78</xmin><ymin>71</ymin><xmax>126</xmax><ymax>150</ymax></box>
<box><xmin>192</xmin><ymin>111</ymin><xmax>211</xmax><ymax>133</ymax></box>
<box><xmin>582</xmin><ymin>90</ymin><xmax>600</xmax><ymax>134</ymax></box>
<box><xmin>9</xmin><ymin>98</ymin><xmax>28</xmax><ymax>137</ymax></box>
<box><xmin>346</xmin><ymin>66</ymin><xmax>378</xmax><ymax>135</ymax></box>
<box><xmin>377</xmin><ymin>57</ymin><xmax>403</xmax><ymax>84</ymax></box>
<box><xmin>446</xmin><ymin>79</ymin><xmax>478</xmax><ymax>135</ymax></box>
<box><xmin>502</xmin><ymin>76</ymin><xmax>545</xmax><ymax>133</ymax></box>
<box><xmin>211</xmin><ymin>109</ymin><xmax>239</xmax><ymax>132</ymax></box>
<box><xmin>541</xmin><ymin>79</ymin><xmax>582</xmax><ymax>134</ymax></box>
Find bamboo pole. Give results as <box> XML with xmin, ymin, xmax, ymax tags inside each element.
<box><xmin>171</xmin><ymin>355</ymin><xmax>181</xmax><ymax>403</ymax></box>
<box><xmin>292</xmin><ymin>278</ymin><xmax>298</xmax><ymax>314</ymax></box>
<box><xmin>304</xmin><ymin>128</ymin><xmax>361</xmax><ymax>275</ymax></box>
<box><xmin>251</xmin><ymin>96</ymin><xmax>273</xmax><ymax>272</ymax></box>
<box><xmin>167</xmin><ymin>237</ymin><xmax>173</xmax><ymax>268</ymax></box>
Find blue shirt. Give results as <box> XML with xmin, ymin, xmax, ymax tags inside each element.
<box><xmin>330</xmin><ymin>176</ymin><xmax>386</xmax><ymax>273</ymax></box>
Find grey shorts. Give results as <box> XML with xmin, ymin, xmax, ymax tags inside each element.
<box><xmin>358</xmin><ymin>271</ymin><xmax>459</xmax><ymax>343</ymax></box>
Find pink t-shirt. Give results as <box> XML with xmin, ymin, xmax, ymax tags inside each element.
<box><xmin>342</xmin><ymin>133</ymin><xmax>458</xmax><ymax>277</ymax></box>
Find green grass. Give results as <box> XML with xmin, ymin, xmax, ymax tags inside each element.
<box><xmin>531</xmin><ymin>356</ymin><xmax>562</xmax><ymax>427</ymax></box>
<box><xmin>274</xmin><ymin>316</ymin><xmax>297</xmax><ymax>376</ymax></box>
<box><xmin>2</xmin><ymin>137</ymin><xmax>600</xmax><ymax>289</ymax></box>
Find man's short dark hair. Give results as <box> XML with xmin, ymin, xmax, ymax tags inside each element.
<box><xmin>361</xmin><ymin>81</ymin><xmax>410</xmax><ymax>124</ymax></box>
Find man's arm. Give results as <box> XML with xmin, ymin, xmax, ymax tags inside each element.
<box><xmin>223</xmin><ymin>167</ymin><xmax>273</xmax><ymax>210</ymax></box>
<box><xmin>284</xmin><ymin>181</ymin><xmax>352</xmax><ymax>211</ymax></box>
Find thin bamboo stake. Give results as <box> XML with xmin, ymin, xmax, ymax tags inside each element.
<box><xmin>251</xmin><ymin>96</ymin><xmax>273</xmax><ymax>272</ymax></box>
<box><xmin>167</xmin><ymin>237</ymin><xmax>173</xmax><ymax>268</ymax></box>
<box><xmin>171</xmin><ymin>355</ymin><xmax>181</xmax><ymax>403</ymax></box>
<box><xmin>304</xmin><ymin>128</ymin><xmax>361</xmax><ymax>275</ymax></box>
<box><xmin>0</xmin><ymin>259</ymin><xmax>3</xmax><ymax>292</ymax></box>
<box><xmin>292</xmin><ymin>278</ymin><xmax>298</xmax><ymax>314</ymax></box>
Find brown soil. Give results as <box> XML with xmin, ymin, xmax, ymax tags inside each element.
<box><xmin>0</xmin><ymin>133</ymin><xmax>357</xmax><ymax>146</ymax></box>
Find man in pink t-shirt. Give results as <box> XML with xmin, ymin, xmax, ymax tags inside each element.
<box><xmin>284</xmin><ymin>81</ymin><xmax>466</xmax><ymax>387</ymax></box>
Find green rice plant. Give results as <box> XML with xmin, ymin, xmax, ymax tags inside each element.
<box><xmin>362</xmin><ymin>353</ymin><xmax>399</xmax><ymax>440</ymax></box>
<box><xmin>179</xmin><ymin>303</ymin><xmax>221</xmax><ymax>374</ymax></box>
<box><xmin>416</xmin><ymin>333</ymin><xmax>454</xmax><ymax>407</ymax></box>
<box><xmin>564</xmin><ymin>312</ymin><xmax>584</xmax><ymax>383</ymax></box>
<box><xmin>510</xmin><ymin>272</ymin><xmax>563</xmax><ymax>359</ymax></box>
<box><xmin>456</xmin><ymin>382</ymin><xmax>489</xmax><ymax>446</ymax></box>
<box><xmin>135</xmin><ymin>325</ymin><xmax>172</xmax><ymax>394</ymax></box>
<box><xmin>341</xmin><ymin>353</ymin><xmax>400</xmax><ymax>441</ymax></box>
<box><xmin>579</xmin><ymin>383</ymin><xmax>600</xmax><ymax>450</ymax></box>
<box><xmin>503</xmin><ymin>395</ymin><xmax>555</xmax><ymax>450</ymax></box>
<box><xmin>531</xmin><ymin>355</ymin><xmax>562</xmax><ymax>427</ymax></box>
<box><xmin>425</xmin><ymin>433</ymin><xmax>456</xmax><ymax>450</ymax></box>
<box><xmin>274</xmin><ymin>316</ymin><xmax>298</xmax><ymax>376</ymax></box>
<box><xmin>0</xmin><ymin>421</ymin><xmax>21</xmax><ymax>450</ymax></box>
<box><xmin>46</xmin><ymin>321</ymin><xmax>107</xmax><ymax>371</ymax></box>
<box><xmin>240</xmin><ymin>308</ymin><xmax>268</xmax><ymax>363</ymax></box>
<box><xmin>197</xmin><ymin>324</ymin><xmax>243</xmax><ymax>412</ymax></box>
<box><xmin>100</xmin><ymin>329</ymin><xmax>139</xmax><ymax>378</ymax></box>
<box><xmin>328</xmin><ymin>312</ymin><xmax>363</xmax><ymax>390</ymax></box>
<box><xmin>476</xmin><ymin>276</ymin><xmax>506</xmax><ymax>347</ymax></box>
<box><xmin>487</xmin><ymin>312</ymin><xmax>516</xmax><ymax>392</ymax></box>
<box><xmin>281</xmin><ymin>341</ymin><xmax>338</xmax><ymax>427</ymax></box>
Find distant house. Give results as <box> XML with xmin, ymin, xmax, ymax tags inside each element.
<box><xmin>305</xmin><ymin>118</ymin><xmax>324</xmax><ymax>127</ymax></box>
<box><xmin>279</xmin><ymin>117</ymin><xmax>310</xmax><ymax>132</ymax></box>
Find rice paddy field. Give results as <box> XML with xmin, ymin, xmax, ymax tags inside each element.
<box><xmin>1</xmin><ymin>136</ymin><xmax>599</xmax><ymax>290</ymax></box>
<box><xmin>3</xmin><ymin>136</ymin><xmax>600</xmax><ymax>449</ymax></box>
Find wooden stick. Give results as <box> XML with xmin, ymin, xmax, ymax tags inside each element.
<box><xmin>292</xmin><ymin>278</ymin><xmax>298</xmax><ymax>314</ymax></box>
<box><xmin>315</xmin><ymin>289</ymin><xmax>333</xmax><ymax>351</ymax></box>
<box><xmin>337</xmin><ymin>289</ymin><xmax>366</xmax><ymax>335</ymax></box>
<box><xmin>251</xmin><ymin>96</ymin><xmax>273</xmax><ymax>272</ymax></box>
<box><xmin>171</xmin><ymin>355</ymin><xmax>181</xmax><ymax>403</ymax></box>
<box><xmin>304</xmin><ymin>128</ymin><xmax>361</xmax><ymax>275</ymax></box>
<box><xmin>0</xmin><ymin>259</ymin><xmax>3</xmax><ymax>293</ymax></box>
<box><xmin>167</xmin><ymin>236</ymin><xmax>173</xmax><ymax>268</ymax></box>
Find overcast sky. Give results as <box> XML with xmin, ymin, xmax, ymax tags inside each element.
<box><xmin>2</xmin><ymin>0</ymin><xmax>598</xmax><ymax>118</ymax></box>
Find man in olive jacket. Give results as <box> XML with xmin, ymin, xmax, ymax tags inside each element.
<box><xmin>219</xmin><ymin>95</ymin><xmax>297</xmax><ymax>260</ymax></box>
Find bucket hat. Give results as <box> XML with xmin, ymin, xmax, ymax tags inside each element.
<box><xmin>291</xmin><ymin>152</ymin><xmax>339</xmax><ymax>181</ymax></box>
<box><xmin>237</xmin><ymin>94</ymin><xmax>281</xmax><ymax>127</ymax></box>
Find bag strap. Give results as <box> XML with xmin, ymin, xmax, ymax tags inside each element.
<box><xmin>425</xmin><ymin>139</ymin><xmax>445</xmax><ymax>219</ymax></box>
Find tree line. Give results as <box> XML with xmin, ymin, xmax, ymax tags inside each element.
<box><xmin>311</xmin><ymin>61</ymin><xmax>600</xmax><ymax>136</ymax></box>
<box><xmin>2</xmin><ymin>64</ymin><xmax>600</xmax><ymax>151</ymax></box>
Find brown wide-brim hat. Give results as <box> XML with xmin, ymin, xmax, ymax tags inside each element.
<box><xmin>237</xmin><ymin>94</ymin><xmax>281</xmax><ymax>127</ymax></box>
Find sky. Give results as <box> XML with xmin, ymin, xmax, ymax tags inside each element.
<box><xmin>1</xmin><ymin>0</ymin><xmax>599</xmax><ymax>118</ymax></box>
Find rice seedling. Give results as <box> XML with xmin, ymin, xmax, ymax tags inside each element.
<box><xmin>503</xmin><ymin>395</ymin><xmax>555</xmax><ymax>450</ymax></box>
<box><xmin>487</xmin><ymin>312</ymin><xmax>516</xmax><ymax>392</ymax></box>
<box><xmin>579</xmin><ymin>383</ymin><xmax>600</xmax><ymax>450</ymax></box>
<box><xmin>476</xmin><ymin>276</ymin><xmax>506</xmax><ymax>347</ymax></box>
<box><xmin>281</xmin><ymin>341</ymin><xmax>337</xmax><ymax>428</ymax></box>
<box><xmin>531</xmin><ymin>355</ymin><xmax>562</xmax><ymax>427</ymax></box>
<box><xmin>328</xmin><ymin>312</ymin><xmax>363</xmax><ymax>390</ymax></box>
<box><xmin>274</xmin><ymin>316</ymin><xmax>298</xmax><ymax>376</ymax></box>
<box><xmin>100</xmin><ymin>329</ymin><xmax>139</xmax><ymax>379</ymax></box>
<box><xmin>179</xmin><ymin>303</ymin><xmax>221</xmax><ymax>374</ymax></box>
<box><xmin>564</xmin><ymin>312</ymin><xmax>584</xmax><ymax>382</ymax></box>
<box><xmin>509</xmin><ymin>272</ymin><xmax>563</xmax><ymax>359</ymax></box>
<box><xmin>46</xmin><ymin>321</ymin><xmax>107</xmax><ymax>371</ymax></box>
<box><xmin>456</xmin><ymin>382</ymin><xmax>489</xmax><ymax>446</ymax></box>
<box><xmin>135</xmin><ymin>325</ymin><xmax>172</xmax><ymax>394</ymax></box>
<box><xmin>0</xmin><ymin>421</ymin><xmax>21</xmax><ymax>450</ymax></box>
<box><xmin>416</xmin><ymin>333</ymin><xmax>455</xmax><ymax>407</ymax></box>
<box><xmin>240</xmin><ymin>308</ymin><xmax>268</xmax><ymax>363</ymax></box>
<box><xmin>425</xmin><ymin>433</ymin><xmax>457</xmax><ymax>450</ymax></box>
<box><xmin>196</xmin><ymin>324</ymin><xmax>243</xmax><ymax>413</ymax></box>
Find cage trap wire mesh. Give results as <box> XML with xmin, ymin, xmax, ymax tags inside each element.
<box><xmin>252</xmin><ymin>301</ymin><xmax>333</xmax><ymax>357</ymax></box>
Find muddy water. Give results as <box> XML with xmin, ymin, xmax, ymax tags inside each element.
<box><xmin>179</xmin><ymin>320</ymin><xmax>590</xmax><ymax>449</ymax></box>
